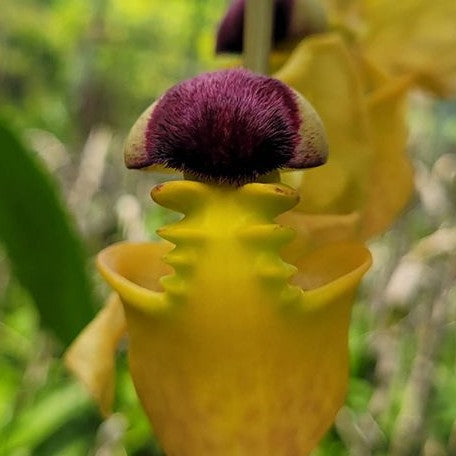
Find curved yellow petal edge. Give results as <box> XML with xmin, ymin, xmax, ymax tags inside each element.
<box><xmin>361</xmin><ymin>74</ymin><xmax>415</xmax><ymax>239</ymax></box>
<box><xmin>64</xmin><ymin>292</ymin><xmax>127</xmax><ymax>416</ymax></box>
<box><xmin>94</xmin><ymin>180</ymin><xmax>371</xmax><ymax>455</ymax></box>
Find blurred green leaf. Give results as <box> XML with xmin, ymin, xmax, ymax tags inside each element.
<box><xmin>0</xmin><ymin>382</ymin><xmax>92</xmax><ymax>453</ymax></box>
<box><xmin>313</xmin><ymin>428</ymin><xmax>348</xmax><ymax>456</ymax></box>
<box><xmin>0</xmin><ymin>121</ymin><xmax>95</xmax><ymax>346</ymax></box>
<box><xmin>346</xmin><ymin>377</ymin><xmax>373</xmax><ymax>412</ymax></box>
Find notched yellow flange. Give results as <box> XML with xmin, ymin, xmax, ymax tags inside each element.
<box><xmin>150</xmin><ymin>180</ymin><xmax>304</xmax><ymax>312</ymax></box>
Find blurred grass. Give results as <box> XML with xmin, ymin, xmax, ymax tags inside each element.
<box><xmin>1</xmin><ymin>0</ymin><xmax>456</xmax><ymax>454</ymax></box>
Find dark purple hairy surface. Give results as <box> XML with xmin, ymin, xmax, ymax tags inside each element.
<box><xmin>133</xmin><ymin>69</ymin><xmax>304</xmax><ymax>183</ymax></box>
<box><xmin>216</xmin><ymin>0</ymin><xmax>293</xmax><ymax>54</ymax></box>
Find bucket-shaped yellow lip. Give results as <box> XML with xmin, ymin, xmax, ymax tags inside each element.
<box><xmin>97</xmin><ymin>240</ymin><xmax>371</xmax><ymax>313</ymax></box>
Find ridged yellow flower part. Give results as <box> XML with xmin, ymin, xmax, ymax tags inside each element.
<box><xmin>90</xmin><ymin>180</ymin><xmax>371</xmax><ymax>455</ymax></box>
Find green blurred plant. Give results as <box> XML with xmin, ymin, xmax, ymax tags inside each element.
<box><xmin>0</xmin><ymin>122</ymin><xmax>95</xmax><ymax>345</ymax></box>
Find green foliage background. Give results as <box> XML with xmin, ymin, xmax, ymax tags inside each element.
<box><xmin>1</xmin><ymin>0</ymin><xmax>456</xmax><ymax>455</ymax></box>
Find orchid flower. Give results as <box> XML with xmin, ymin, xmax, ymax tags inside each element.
<box><xmin>215</xmin><ymin>0</ymin><xmax>456</xmax><ymax>252</ymax></box>
<box><xmin>66</xmin><ymin>69</ymin><xmax>371</xmax><ymax>455</ymax></box>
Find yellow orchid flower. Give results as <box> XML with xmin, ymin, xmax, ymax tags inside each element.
<box><xmin>66</xmin><ymin>69</ymin><xmax>371</xmax><ymax>454</ymax></box>
<box><xmin>275</xmin><ymin>34</ymin><xmax>414</xmax><ymax>254</ymax></box>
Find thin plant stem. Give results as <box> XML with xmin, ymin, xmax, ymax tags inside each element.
<box><xmin>243</xmin><ymin>0</ymin><xmax>274</xmax><ymax>74</ymax></box>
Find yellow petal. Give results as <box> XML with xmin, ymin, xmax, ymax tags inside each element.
<box><xmin>353</xmin><ymin>53</ymin><xmax>391</xmax><ymax>94</ymax></box>
<box><xmin>275</xmin><ymin>34</ymin><xmax>373</xmax><ymax>215</ymax></box>
<box><xmin>275</xmin><ymin>34</ymin><xmax>415</xmax><ymax>245</ymax></box>
<box><xmin>278</xmin><ymin>210</ymin><xmax>361</xmax><ymax>262</ymax></box>
<box><xmin>96</xmin><ymin>181</ymin><xmax>371</xmax><ymax>455</ymax></box>
<box><xmin>294</xmin><ymin>241</ymin><xmax>371</xmax><ymax>303</ymax></box>
<box><xmin>64</xmin><ymin>293</ymin><xmax>126</xmax><ymax>416</ymax></box>
<box><xmin>97</xmin><ymin>241</ymin><xmax>172</xmax><ymax>314</ymax></box>
<box><xmin>360</xmin><ymin>75</ymin><xmax>415</xmax><ymax>238</ymax></box>
<box><xmin>361</xmin><ymin>0</ymin><xmax>456</xmax><ymax>96</ymax></box>
<box><xmin>322</xmin><ymin>0</ymin><xmax>363</xmax><ymax>32</ymax></box>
